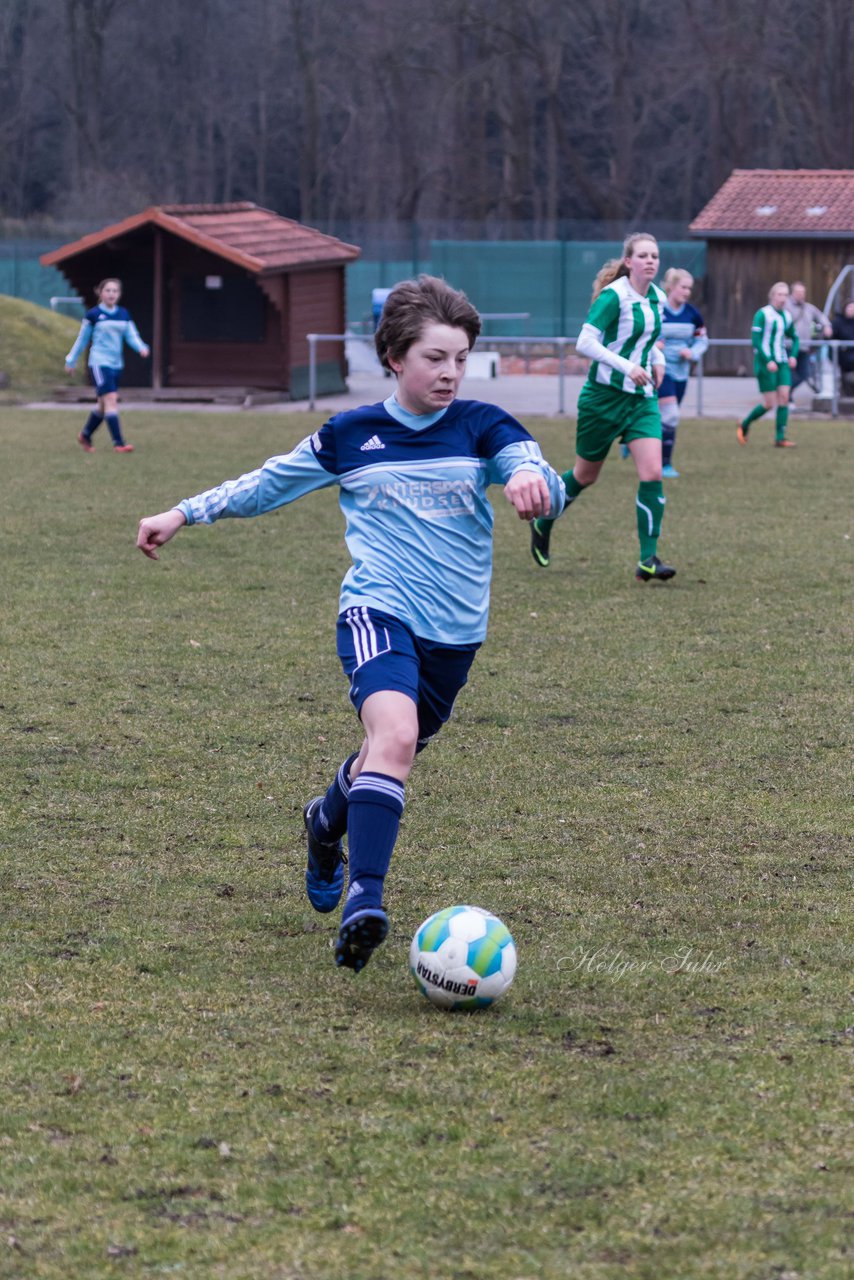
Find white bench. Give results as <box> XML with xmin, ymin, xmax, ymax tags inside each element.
<box><xmin>465</xmin><ymin>350</ymin><xmax>499</xmax><ymax>378</ymax></box>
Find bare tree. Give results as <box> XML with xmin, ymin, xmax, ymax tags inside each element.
<box><xmin>1</xmin><ymin>0</ymin><xmax>851</xmax><ymax>234</ymax></box>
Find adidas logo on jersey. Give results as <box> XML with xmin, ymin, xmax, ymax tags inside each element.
<box><xmin>360</xmin><ymin>434</ymin><xmax>385</xmax><ymax>451</ymax></box>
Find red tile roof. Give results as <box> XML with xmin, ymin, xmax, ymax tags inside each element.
<box><xmin>690</xmin><ymin>170</ymin><xmax>854</xmax><ymax>238</ymax></box>
<box><xmin>41</xmin><ymin>203</ymin><xmax>360</xmax><ymax>272</ymax></box>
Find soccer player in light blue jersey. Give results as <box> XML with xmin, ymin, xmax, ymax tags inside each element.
<box><xmin>656</xmin><ymin>268</ymin><xmax>708</xmax><ymax>477</ymax></box>
<box><xmin>137</xmin><ymin>276</ymin><xmax>566</xmax><ymax>974</ymax></box>
<box><xmin>65</xmin><ymin>278</ymin><xmax>150</xmax><ymax>453</ymax></box>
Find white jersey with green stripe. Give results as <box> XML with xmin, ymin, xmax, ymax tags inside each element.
<box><xmin>751</xmin><ymin>305</ymin><xmax>797</xmax><ymax>367</ymax></box>
<box><xmin>580</xmin><ymin>277</ymin><xmax>666</xmax><ymax>398</ymax></box>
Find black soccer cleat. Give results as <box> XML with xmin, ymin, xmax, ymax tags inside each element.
<box><xmin>335</xmin><ymin>908</ymin><xmax>389</xmax><ymax>972</ymax></box>
<box><xmin>635</xmin><ymin>555</ymin><xmax>676</xmax><ymax>582</ymax></box>
<box><xmin>303</xmin><ymin>797</ymin><xmax>346</xmax><ymax>913</ymax></box>
<box><xmin>529</xmin><ymin>518</ymin><xmax>552</xmax><ymax>568</ymax></box>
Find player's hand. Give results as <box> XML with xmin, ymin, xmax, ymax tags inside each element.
<box><xmin>679</xmin><ymin>347</ymin><xmax>693</xmax><ymax>360</ymax></box>
<box><xmin>137</xmin><ymin>509</ymin><xmax>187</xmax><ymax>560</ymax></box>
<box><xmin>652</xmin><ymin>364</ymin><xmax>665</xmax><ymax>389</ymax></box>
<box><xmin>789</xmin><ymin>357</ymin><xmax>797</xmax><ymax>368</ymax></box>
<box><xmin>140</xmin><ymin>346</ymin><xmax>151</xmax><ymax>359</ymax></box>
<box><xmin>504</xmin><ymin>469</ymin><xmax>551</xmax><ymax>521</ymax></box>
<box><xmin>628</xmin><ymin>363</ymin><xmax>651</xmax><ymax>386</ymax></box>
<box><xmin>767</xmin><ymin>360</ymin><xmax>778</xmax><ymax>373</ymax></box>
<box><xmin>65</xmin><ymin>365</ymin><xmax>74</xmax><ymax>377</ymax></box>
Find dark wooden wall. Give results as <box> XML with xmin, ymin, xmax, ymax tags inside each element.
<box><xmin>165</xmin><ymin>241</ymin><xmax>283</xmax><ymax>388</ymax></box>
<box><xmin>699</xmin><ymin>238</ymin><xmax>854</xmax><ymax>373</ymax></box>
<box><xmin>288</xmin><ymin>267</ymin><xmax>347</xmax><ymax>374</ymax></box>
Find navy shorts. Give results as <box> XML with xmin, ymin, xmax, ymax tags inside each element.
<box><xmin>337</xmin><ymin>607</ymin><xmax>479</xmax><ymax>750</ymax></box>
<box><xmin>90</xmin><ymin>364</ymin><xmax>121</xmax><ymax>395</ymax></box>
<box><xmin>658</xmin><ymin>374</ymin><xmax>688</xmax><ymax>403</ymax></box>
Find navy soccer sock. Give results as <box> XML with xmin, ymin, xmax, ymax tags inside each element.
<box><xmin>81</xmin><ymin>411</ymin><xmax>102</xmax><ymax>440</ymax></box>
<box><xmin>105</xmin><ymin>413</ymin><xmax>124</xmax><ymax>445</ymax></box>
<box><xmin>312</xmin><ymin>751</ymin><xmax>359</xmax><ymax>843</ymax></box>
<box><xmin>660</xmin><ymin>404</ymin><xmax>679</xmax><ymax>467</ymax></box>
<box><xmin>342</xmin><ymin>772</ymin><xmax>405</xmax><ymax>921</ymax></box>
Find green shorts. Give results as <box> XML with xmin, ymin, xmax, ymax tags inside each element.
<box><xmin>755</xmin><ymin>361</ymin><xmax>792</xmax><ymax>393</ymax></box>
<box><xmin>576</xmin><ymin>381</ymin><xmax>662</xmax><ymax>462</ymax></box>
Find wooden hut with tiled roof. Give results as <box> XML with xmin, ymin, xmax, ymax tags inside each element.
<box><xmin>690</xmin><ymin>170</ymin><xmax>854</xmax><ymax>372</ymax></box>
<box><xmin>41</xmin><ymin>203</ymin><xmax>361</xmax><ymax>398</ymax></box>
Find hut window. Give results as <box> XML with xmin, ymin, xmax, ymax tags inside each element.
<box><xmin>180</xmin><ymin>274</ymin><xmax>266</xmax><ymax>342</ymax></box>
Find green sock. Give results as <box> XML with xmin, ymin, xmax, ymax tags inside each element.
<box><xmin>741</xmin><ymin>403</ymin><xmax>766</xmax><ymax>430</ymax></box>
<box><xmin>636</xmin><ymin>480</ymin><xmax>665</xmax><ymax>562</ymax></box>
<box><xmin>535</xmin><ymin>470</ymin><xmax>587</xmax><ymax>533</ymax></box>
<box><xmin>775</xmin><ymin>406</ymin><xmax>788</xmax><ymax>441</ymax></box>
<box><xmin>562</xmin><ymin>470</ymin><xmax>586</xmax><ymax>502</ymax></box>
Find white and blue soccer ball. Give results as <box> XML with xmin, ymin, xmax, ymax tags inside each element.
<box><xmin>409</xmin><ymin>905</ymin><xmax>517</xmax><ymax>1010</ymax></box>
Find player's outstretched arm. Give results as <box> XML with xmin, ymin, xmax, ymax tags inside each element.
<box><xmin>137</xmin><ymin>508</ymin><xmax>187</xmax><ymax>560</ymax></box>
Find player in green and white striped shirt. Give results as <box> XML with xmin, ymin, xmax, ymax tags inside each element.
<box><xmin>737</xmin><ymin>282</ymin><xmax>799</xmax><ymax>448</ymax></box>
<box><xmin>530</xmin><ymin>232</ymin><xmax>675</xmax><ymax>581</ymax></box>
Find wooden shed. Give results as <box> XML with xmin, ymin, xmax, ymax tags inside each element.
<box><xmin>690</xmin><ymin>170</ymin><xmax>854</xmax><ymax>372</ymax></box>
<box><xmin>40</xmin><ymin>203</ymin><xmax>361</xmax><ymax>398</ymax></box>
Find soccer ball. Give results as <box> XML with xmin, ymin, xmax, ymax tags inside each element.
<box><xmin>409</xmin><ymin>905</ymin><xmax>517</xmax><ymax>1010</ymax></box>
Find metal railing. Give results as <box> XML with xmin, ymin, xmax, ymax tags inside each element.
<box><xmin>307</xmin><ymin>332</ymin><xmax>576</xmax><ymax>411</ymax></box>
<box><xmin>480</xmin><ymin>311</ymin><xmax>531</xmax><ymax>329</ymax></box>
<box><xmin>347</xmin><ymin>309</ymin><xmax>530</xmax><ymax>338</ymax></box>
<box><xmin>696</xmin><ymin>338</ymin><xmax>853</xmax><ymax>418</ymax></box>
<box><xmin>307</xmin><ymin>332</ymin><xmax>854</xmax><ymax>416</ymax></box>
<box><xmin>50</xmin><ymin>295</ymin><xmax>83</xmax><ymax>312</ymax></box>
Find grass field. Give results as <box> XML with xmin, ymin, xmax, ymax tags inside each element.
<box><xmin>1</xmin><ymin>407</ymin><xmax>852</xmax><ymax>1279</ymax></box>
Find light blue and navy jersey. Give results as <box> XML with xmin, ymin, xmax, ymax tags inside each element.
<box><xmin>177</xmin><ymin>396</ymin><xmax>565</xmax><ymax>646</ymax></box>
<box><xmin>65</xmin><ymin>305</ymin><xmax>147</xmax><ymax>372</ymax></box>
<box><xmin>751</xmin><ymin>305</ymin><xmax>799</xmax><ymax>370</ymax></box>
<box><xmin>660</xmin><ymin>301</ymin><xmax>708</xmax><ymax>382</ymax></box>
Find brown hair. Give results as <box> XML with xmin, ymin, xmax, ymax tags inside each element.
<box><xmin>591</xmin><ymin>233</ymin><xmax>658</xmax><ymax>302</ymax></box>
<box><xmin>95</xmin><ymin>278</ymin><xmax>122</xmax><ymax>300</ymax></box>
<box><xmin>375</xmin><ymin>275</ymin><xmax>481</xmax><ymax>371</ymax></box>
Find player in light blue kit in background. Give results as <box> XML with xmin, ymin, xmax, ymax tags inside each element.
<box><xmin>137</xmin><ymin>276</ymin><xmax>566</xmax><ymax>974</ymax></box>
<box><xmin>65</xmin><ymin>277</ymin><xmax>150</xmax><ymax>453</ymax></box>
<box><xmin>371</xmin><ymin>286</ymin><xmax>392</xmax><ymax>331</ymax></box>
<box><xmin>619</xmin><ymin>267</ymin><xmax>707</xmax><ymax>475</ymax></box>
<box><xmin>656</xmin><ymin>268</ymin><xmax>708</xmax><ymax>477</ymax></box>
